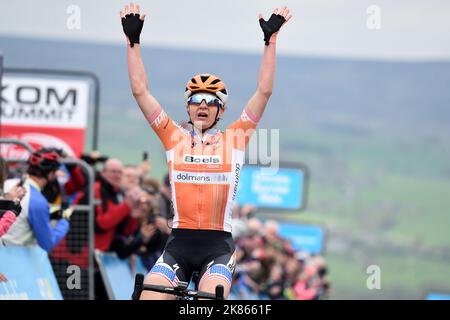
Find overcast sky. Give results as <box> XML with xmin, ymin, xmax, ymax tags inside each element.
<box><xmin>1</xmin><ymin>0</ymin><xmax>450</xmax><ymax>60</ymax></box>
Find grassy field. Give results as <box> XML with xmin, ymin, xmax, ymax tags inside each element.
<box><xmin>326</xmin><ymin>251</ymin><xmax>450</xmax><ymax>299</ymax></box>
<box><xmin>282</xmin><ymin>124</ymin><xmax>450</xmax><ymax>298</ymax></box>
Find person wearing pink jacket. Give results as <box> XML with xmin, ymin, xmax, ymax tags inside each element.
<box><xmin>0</xmin><ymin>158</ymin><xmax>27</xmax><ymax>237</ymax></box>
<box><xmin>0</xmin><ymin>157</ymin><xmax>26</xmax><ymax>283</ymax></box>
<box><xmin>0</xmin><ymin>186</ymin><xmax>26</xmax><ymax>236</ymax></box>
<box><xmin>0</xmin><ymin>210</ymin><xmax>18</xmax><ymax>237</ymax></box>
<box><xmin>1</xmin><ymin>211</ymin><xmax>17</xmax><ymax>283</ymax></box>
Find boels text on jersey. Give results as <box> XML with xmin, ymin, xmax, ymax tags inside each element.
<box><xmin>183</xmin><ymin>155</ymin><xmax>221</xmax><ymax>164</ymax></box>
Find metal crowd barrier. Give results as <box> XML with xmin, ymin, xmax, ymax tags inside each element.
<box><xmin>0</xmin><ymin>138</ymin><xmax>96</xmax><ymax>299</ymax></box>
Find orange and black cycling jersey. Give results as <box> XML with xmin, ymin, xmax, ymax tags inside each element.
<box><xmin>146</xmin><ymin>106</ymin><xmax>259</xmax><ymax>232</ymax></box>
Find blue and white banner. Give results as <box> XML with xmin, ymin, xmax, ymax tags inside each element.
<box><xmin>0</xmin><ymin>246</ymin><xmax>62</xmax><ymax>300</ymax></box>
<box><xmin>95</xmin><ymin>251</ymin><xmax>148</xmax><ymax>300</ymax></box>
<box><xmin>236</xmin><ymin>166</ymin><xmax>305</xmax><ymax>210</ymax></box>
<box><xmin>277</xmin><ymin>222</ymin><xmax>325</xmax><ymax>255</ymax></box>
<box><xmin>425</xmin><ymin>292</ymin><xmax>450</xmax><ymax>300</ymax></box>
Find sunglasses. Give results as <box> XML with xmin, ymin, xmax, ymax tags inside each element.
<box><xmin>187</xmin><ymin>93</ymin><xmax>224</xmax><ymax>108</ymax></box>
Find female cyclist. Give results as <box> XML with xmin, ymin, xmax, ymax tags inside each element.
<box><xmin>121</xmin><ymin>2</ymin><xmax>292</xmax><ymax>299</ymax></box>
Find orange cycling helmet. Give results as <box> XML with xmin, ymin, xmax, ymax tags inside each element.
<box><xmin>184</xmin><ymin>74</ymin><xmax>228</xmax><ymax>106</ymax></box>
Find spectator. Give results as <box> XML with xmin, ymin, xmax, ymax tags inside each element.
<box><xmin>260</xmin><ymin>263</ymin><xmax>285</xmax><ymax>299</ymax></box>
<box><xmin>310</xmin><ymin>255</ymin><xmax>330</xmax><ymax>299</ymax></box>
<box><xmin>1</xmin><ymin>149</ymin><xmax>70</xmax><ymax>252</ymax></box>
<box><xmin>142</xmin><ymin>177</ymin><xmax>171</xmax><ymax>235</ymax></box>
<box><xmin>141</xmin><ymin>176</ymin><xmax>159</xmax><ymax>192</ymax></box>
<box><xmin>111</xmin><ymin>184</ymin><xmax>169</xmax><ymax>270</ymax></box>
<box><xmin>0</xmin><ymin>210</ymin><xmax>17</xmax><ymax>237</ymax></box>
<box><xmin>231</xmin><ymin>204</ymin><xmax>257</xmax><ymax>240</ymax></box>
<box><xmin>49</xmin><ymin>151</ymin><xmax>109</xmax><ymax>300</ymax></box>
<box><xmin>0</xmin><ymin>158</ymin><xmax>25</xmax><ymax>297</ymax></box>
<box><xmin>157</xmin><ymin>173</ymin><xmax>173</xmax><ymax>220</ymax></box>
<box><xmin>0</xmin><ymin>156</ymin><xmax>26</xmax><ymax>237</ymax></box>
<box><xmin>1</xmin><ymin>156</ymin><xmax>26</xmax><ymax>203</ymax></box>
<box><xmin>0</xmin><ymin>199</ymin><xmax>23</xmax><ymax>237</ymax></box>
<box><xmin>264</xmin><ymin>220</ymin><xmax>280</xmax><ymax>241</ymax></box>
<box><xmin>230</xmin><ymin>213</ymin><xmax>330</xmax><ymax>300</ymax></box>
<box><xmin>41</xmin><ymin>147</ymin><xmax>85</xmax><ymax>206</ymax></box>
<box><xmin>121</xmin><ymin>165</ymin><xmax>141</xmax><ymax>192</ymax></box>
<box><xmin>53</xmin><ymin>150</ymin><xmax>110</xmax><ymax>255</ymax></box>
<box><xmin>89</xmin><ymin>158</ymin><xmax>142</xmax><ymax>299</ymax></box>
<box><xmin>293</xmin><ymin>264</ymin><xmax>320</xmax><ymax>300</ymax></box>
<box><xmin>246</xmin><ymin>217</ymin><xmax>264</xmax><ymax>237</ymax></box>
<box><xmin>94</xmin><ymin>158</ymin><xmax>138</xmax><ymax>252</ymax></box>
<box><xmin>263</xmin><ymin>219</ymin><xmax>286</xmax><ymax>253</ymax></box>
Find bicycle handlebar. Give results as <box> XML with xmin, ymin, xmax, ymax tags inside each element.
<box><xmin>141</xmin><ymin>284</ymin><xmax>218</xmax><ymax>299</ymax></box>
<box><xmin>132</xmin><ymin>273</ymin><xmax>224</xmax><ymax>300</ymax></box>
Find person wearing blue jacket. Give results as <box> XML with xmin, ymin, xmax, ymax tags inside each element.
<box><xmin>0</xmin><ymin>148</ymin><xmax>70</xmax><ymax>252</ymax></box>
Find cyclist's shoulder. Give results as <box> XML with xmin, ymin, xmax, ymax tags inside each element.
<box><xmin>224</xmin><ymin>108</ymin><xmax>259</xmax><ymax>130</ymax></box>
<box><xmin>150</xmin><ymin>108</ymin><xmax>189</xmax><ymax>134</ymax></box>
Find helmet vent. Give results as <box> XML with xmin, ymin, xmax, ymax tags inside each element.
<box><xmin>220</xmin><ymin>89</ymin><xmax>227</xmax><ymax>94</ymax></box>
<box><xmin>190</xmin><ymin>85</ymin><xmax>200</xmax><ymax>89</ymax></box>
<box><xmin>200</xmin><ymin>75</ymin><xmax>209</xmax><ymax>83</ymax></box>
<box><xmin>207</xmin><ymin>86</ymin><xmax>217</xmax><ymax>90</ymax></box>
<box><xmin>210</xmin><ymin>79</ymin><xmax>221</xmax><ymax>85</ymax></box>
<box><xmin>191</xmin><ymin>78</ymin><xmax>197</xmax><ymax>84</ymax></box>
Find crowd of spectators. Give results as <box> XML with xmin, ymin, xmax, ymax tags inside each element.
<box><xmin>230</xmin><ymin>204</ymin><xmax>331</xmax><ymax>300</ymax></box>
<box><xmin>0</xmin><ymin>148</ymin><xmax>330</xmax><ymax>300</ymax></box>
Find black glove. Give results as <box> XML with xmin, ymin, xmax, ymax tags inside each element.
<box><xmin>50</xmin><ymin>208</ymin><xmax>63</xmax><ymax>221</ymax></box>
<box><xmin>259</xmin><ymin>14</ymin><xmax>286</xmax><ymax>46</ymax></box>
<box><xmin>50</xmin><ymin>198</ymin><xmax>72</xmax><ymax>221</ymax></box>
<box><xmin>0</xmin><ymin>199</ymin><xmax>22</xmax><ymax>217</ymax></box>
<box><xmin>122</xmin><ymin>13</ymin><xmax>144</xmax><ymax>47</ymax></box>
<box><xmin>50</xmin><ymin>207</ymin><xmax>73</xmax><ymax>221</ymax></box>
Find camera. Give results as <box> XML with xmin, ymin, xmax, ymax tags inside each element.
<box><xmin>146</xmin><ymin>211</ymin><xmax>156</xmax><ymax>225</ymax></box>
<box><xmin>80</xmin><ymin>153</ymin><xmax>109</xmax><ymax>165</ymax></box>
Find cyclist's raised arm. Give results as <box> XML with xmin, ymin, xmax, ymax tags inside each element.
<box><xmin>127</xmin><ymin>43</ymin><xmax>163</xmax><ymax>119</ymax></box>
<box><xmin>243</xmin><ymin>7</ymin><xmax>292</xmax><ymax>120</ymax></box>
<box><xmin>121</xmin><ymin>3</ymin><xmax>162</xmax><ymax>119</ymax></box>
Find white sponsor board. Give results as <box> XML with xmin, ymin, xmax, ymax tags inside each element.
<box><xmin>1</xmin><ymin>76</ymin><xmax>89</xmax><ymax>128</ymax></box>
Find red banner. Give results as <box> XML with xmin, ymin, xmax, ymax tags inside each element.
<box><xmin>1</xmin><ymin>126</ymin><xmax>85</xmax><ymax>158</ymax></box>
